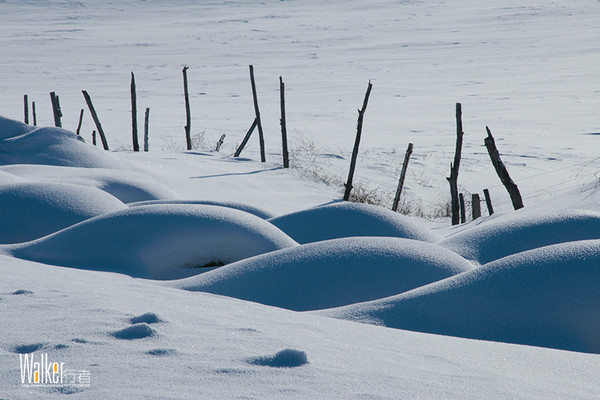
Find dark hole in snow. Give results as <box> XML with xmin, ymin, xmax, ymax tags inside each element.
<box><xmin>248</xmin><ymin>349</ymin><xmax>308</xmax><ymax>368</ymax></box>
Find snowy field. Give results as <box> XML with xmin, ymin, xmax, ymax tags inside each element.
<box><xmin>1</xmin><ymin>0</ymin><xmax>600</xmax><ymax>398</ymax></box>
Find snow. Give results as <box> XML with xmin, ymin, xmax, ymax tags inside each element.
<box><xmin>170</xmin><ymin>237</ymin><xmax>472</xmax><ymax>311</ymax></box>
<box><xmin>1</xmin><ymin>0</ymin><xmax>600</xmax><ymax>398</ymax></box>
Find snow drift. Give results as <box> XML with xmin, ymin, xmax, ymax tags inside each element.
<box><xmin>440</xmin><ymin>209</ymin><xmax>600</xmax><ymax>264</ymax></box>
<box><xmin>268</xmin><ymin>202</ymin><xmax>440</xmax><ymax>244</ymax></box>
<box><xmin>129</xmin><ymin>199</ymin><xmax>275</xmax><ymax>219</ymax></box>
<box><xmin>170</xmin><ymin>237</ymin><xmax>473</xmax><ymax>311</ymax></box>
<box><xmin>3</xmin><ymin>204</ymin><xmax>298</xmax><ymax>279</ymax></box>
<box><xmin>325</xmin><ymin>239</ymin><xmax>600</xmax><ymax>354</ymax></box>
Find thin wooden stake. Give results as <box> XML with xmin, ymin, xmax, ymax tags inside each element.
<box><xmin>483</xmin><ymin>188</ymin><xmax>494</xmax><ymax>215</ymax></box>
<box><xmin>49</xmin><ymin>92</ymin><xmax>62</xmax><ymax>127</ymax></box>
<box><xmin>392</xmin><ymin>142</ymin><xmax>414</xmax><ymax>212</ymax></box>
<box><xmin>144</xmin><ymin>107</ymin><xmax>150</xmax><ymax>152</ymax></box>
<box><xmin>447</xmin><ymin>103</ymin><xmax>464</xmax><ymax>225</ymax></box>
<box><xmin>343</xmin><ymin>81</ymin><xmax>373</xmax><ymax>201</ymax></box>
<box><xmin>234</xmin><ymin>118</ymin><xmax>258</xmax><ymax>157</ymax></box>
<box><xmin>24</xmin><ymin>95</ymin><xmax>29</xmax><ymax>124</ymax></box>
<box><xmin>131</xmin><ymin>71</ymin><xmax>139</xmax><ymax>151</ymax></box>
<box><xmin>279</xmin><ymin>76</ymin><xmax>289</xmax><ymax>168</ymax></box>
<box><xmin>216</xmin><ymin>134</ymin><xmax>226</xmax><ymax>152</ymax></box>
<box><xmin>249</xmin><ymin>65</ymin><xmax>266</xmax><ymax>162</ymax></box>
<box><xmin>32</xmin><ymin>101</ymin><xmax>37</xmax><ymax>126</ymax></box>
<box><xmin>76</xmin><ymin>109</ymin><xmax>84</xmax><ymax>136</ymax></box>
<box><xmin>182</xmin><ymin>66</ymin><xmax>192</xmax><ymax>150</ymax></box>
<box><xmin>484</xmin><ymin>126</ymin><xmax>524</xmax><ymax>210</ymax></box>
<box><xmin>92</xmin><ymin>130</ymin><xmax>97</xmax><ymax>146</ymax></box>
<box><xmin>472</xmin><ymin>193</ymin><xmax>481</xmax><ymax>220</ymax></box>
<box><xmin>82</xmin><ymin>90</ymin><xmax>109</xmax><ymax>150</ymax></box>
<box><xmin>459</xmin><ymin>193</ymin><xmax>466</xmax><ymax>224</ymax></box>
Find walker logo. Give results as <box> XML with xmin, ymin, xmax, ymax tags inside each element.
<box><xmin>19</xmin><ymin>353</ymin><xmax>90</xmax><ymax>388</ymax></box>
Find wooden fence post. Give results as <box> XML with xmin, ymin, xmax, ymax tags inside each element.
<box><xmin>32</xmin><ymin>101</ymin><xmax>37</xmax><ymax>126</ymax></box>
<box><xmin>392</xmin><ymin>142</ymin><xmax>414</xmax><ymax>212</ymax></box>
<box><xmin>483</xmin><ymin>188</ymin><xmax>494</xmax><ymax>215</ymax></box>
<box><xmin>216</xmin><ymin>134</ymin><xmax>226</xmax><ymax>152</ymax></box>
<box><xmin>459</xmin><ymin>193</ymin><xmax>466</xmax><ymax>224</ymax></box>
<box><xmin>484</xmin><ymin>126</ymin><xmax>524</xmax><ymax>210</ymax></box>
<box><xmin>92</xmin><ymin>130</ymin><xmax>97</xmax><ymax>146</ymax></box>
<box><xmin>343</xmin><ymin>81</ymin><xmax>373</xmax><ymax>201</ymax></box>
<box><xmin>24</xmin><ymin>95</ymin><xmax>29</xmax><ymax>124</ymax></box>
<box><xmin>144</xmin><ymin>107</ymin><xmax>150</xmax><ymax>152</ymax></box>
<box><xmin>472</xmin><ymin>193</ymin><xmax>481</xmax><ymax>220</ymax></box>
<box><xmin>50</xmin><ymin>92</ymin><xmax>62</xmax><ymax>127</ymax></box>
<box><xmin>183</xmin><ymin>66</ymin><xmax>192</xmax><ymax>150</ymax></box>
<box><xmin>82</xmin><ymin>90</ymin><xmax>109</xmax><ymax>150</ymax></box>
<box><xmin>279</xmin><ymin>76</ymin><xmax>289</xmax><ymax>168</ymax></box>
<box><xmin>447</xmin><ymin>103</ymin><xmax>464</xmax><ymax>225</ymax></box>
<box><xmin>234</xmin><ymin>118</ymin><xmax>258</xmax><ymax>157</ymax></box>
<box><xmin>131</xmin><ymin>71</ymin><xmax>140</xmax><ymax>151</ymax></box>
<box><xmin>76</xmin><ymin>109</ymin><xmax>84</xmax><ymax>136</ymax></box>
<box><xmin>249</xmin><ymin>65</ymin><xmax>266</xmax><ymax>162</ymax></box>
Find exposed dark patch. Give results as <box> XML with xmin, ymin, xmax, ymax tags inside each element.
<box><xmin>12</xmin><ymin>289</ymin><xmax>33</xmax><ymax>295</ymax></box>
<box><xmin>111</xmin><ymin>323</ymin><xmax>157</xmax><ymax>340</ymax></box>
<box><xmin>146</xmin><ymin>348</ymin><xmax>176</xmax><ymax>356</ymax></box>
<box><xmin>72</xmin><ymin>338</ymin><xmax>88</xmax><ymax>344</ymax></box>
<box><xmin>130</xmin><ymin>312</ymin><xmax>163</xmax><ymax>324</ymax></box>
<box><xmin>13</xmin><ymin>343</ymin><xmax>45</xmax><ymax>354</ymax></box>
<box><xmin>55</xmin><ymin>344</ymin><xmax>69</xmax><ymax>350</ymax></box>
<box><xmin>247</xmin><ymin>349</ymin><xmax>308</xmax><ymax>368</ymax></box>
<box><xmin>195</xmin><ymin>260</ymin><xmax>225</xmax><ymax>268</ymax></box>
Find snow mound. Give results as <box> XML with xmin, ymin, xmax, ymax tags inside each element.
<box><xmin>129</xmin><ymin>199</ymin><xmax>275</xmax><ymax>219</ymax></box>
<box><xmin>268</xmin><ymin>202</ymin><xmax>440</xmax><ymax>244</ymax></box>
<box><xmin>325</xmin><ymin>240</ymin><xmax>600</xmax><ymax>354</ymax></box>
<box><xmin>248</xmin><ymin>349</ymin><xmax>308</xmax><ymax>368</ymax></box>
<box><xmin>0</xmin><ymin>116</ymin><xmax>123</xmax><ymax>169</ymax></box>
<box><xmin>4</xmin><ymin>204</ymin><xmax>297</xmax><ymax>279</ymax></box>
<box><xmin>170</xmin><ymin>237</ymin><xmax>473</xmax><ymax>311</ymax></box>
<box><xmin>0</xmin><ymin>182</ymin><xmax>126</xmax><ymax>243</ymax></box>
<box><xmin>0</xmin><ymin>164</ymin><xmax>178</xmax><ymax>203</ymax></box>
<box><xmin>111</xmin><ymin>323</ymin><xmax>157</xmax><ymax>340</ymax></box>
<box><xmin>440</xmin><ymin>209</ymin><xmax>600</xmax><ymax>264</ymax></box>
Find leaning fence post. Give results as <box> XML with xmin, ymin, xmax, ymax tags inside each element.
<box><xmin>216</xmin><ymin>134</ymin><xmax>226</xmax><ymax>152</ymax></box>
<box><xmin>343</xmin><ymin>81</ymin><xmax>373</xmax><ymax>201</ymax></box>
<box><xmin>483</xmin><ymin>188</ymin><xmax>494</xmax><ymax>215</ymax></box>
<box><xmin>472</xmin><ymin>193</ymin><xmax>481</xmax><ymax>220</ymax></box>
<box><xmin>50</xmin><ymin>92</ymin><xmax>62</xmax><ymax>127</ymax></box>
<box><xmin>234</xmin><ymin>118</ymin><xmax>258</xmax><ymax>157</ymax></box>
<box><xmin>144</xmin><ymin>107</ymin><xmax>150</xmax><ymax>152</ymax></box>
<box><xmin>279</xmin><ymin>76</ymin><xmax>289</xmax><ymax>168</ymax></box>
<box><xmin>484</xmin><ymin>126</ymin><xmax>524</xmax><ymax>210</ymax></box>
<box><xmin>392</xmin><ymin>142</ymin><xmax>414</xmax><ymax>212</ymax></box>
<box><xmin>249</xmin><ymin>65</ymin><xmax>266</xmax><ymax>162</ymax></box>
<box><xmin>131</xmin><ymin>71</ymin><xmax>140</xmax><ymax>151</ymax></box>
<box><xmin>82</xmin><ymin>90</ymin><xmax>109</xmax><ymax>150</ymax></box>
<box><xmin>183</xmin><ymin>66</ymin><xmax>192</xmax><ymax>150</ymax></box>
<box><xmin>76</xmin><ymin>109</ymin><xmax>84</xmax><ymax>136</ymax></box>
<box><xmin>24</xmin><ymin>95</ymin><xmax>29</xmax><ymax>124</ymax></box>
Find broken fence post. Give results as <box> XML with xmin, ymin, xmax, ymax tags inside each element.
<box><xmin>459</xmin><ymin>193</ymin><xmax>466</xmax><ymax>224</ymax></box>
<box><xmin>76</xmin><ymin>109</ymin><xmax>84</xmax><ymax>136</ymax></box>
<box><xmin>92</xmin><ymin>130</ymin><xmax>97</xmax><ymax>146</ymax></box>
<box><xmin>249</xmin><ymin>65</ymin><xmax>266</xmax><ymax>162</ymax></box>
<box><xmin>472</xmin><ymin>193</ymin><xmax>481</xmax><ymax>220</ymax></box>
<box><xmin>183</xmin><ymin>66</ymin><xmax>192</xmax><ymax>150</ymax></box>
<box><xmin>144</xmin><ymin>107</ymin><xmax>150</xmax><ymax>152</ymax></box>
<box><xmin>483</xmin><ymin>188</ymin><xmax>494</xmax><ymax>215</ymax></box>
<box><xmin>484</xmin><ymin>126</ymin><xmax>524</xmax><ymax>210</ymax></box>
<box><xmin>343</xmin><ymin>81</ymin><xmax>373</xmax><ymax>201</ymax></box>
<box><xmin>280</xmin><ymin>76</ymin><xmax>289</xmax><ymax>168</ymax></box>
<box><xmin>131</xmin><ymin>71</ymin><xmax>140</xmax><ymax>151</ymax></box>
<box><xmin>392</xmin><ymin>142</ymin><xmax>414</xmax><ymax>212</ymax></box>
<box><xmin>447</xmin><ymin>103</ymin><xmax>464</xmax><ymax>225</ymax></box>
<box><xmin>234</xmin><ymin>118</ymin><xmax>258</xmax><ymax>157</ymax></box>
<box><xmin>50</xmin><ymin>91</ymin><xmax>62</xmax><ymax>127</ymax></box>
<box><xmin>82</xmin><ymin>90</ymin><xmax>109</xmax><ymax>150</ymax></box>
<box><xmin>216</xmin><ymin>134</ymin><xmax>226</xmax><ymax>152</ymax></box>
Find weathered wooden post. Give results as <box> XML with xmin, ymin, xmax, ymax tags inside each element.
<box><xmin>49</xmin><ymin>92</ymin><xmax>62</xmax><ymax>127</ymax></box>
<box><xmin>249</xmin><ymin>65</ymin><xmax>266</xmax><ymax>162</ymax></box>
<box><xmin>472</xmin><ymin>193</ymin><xmax>481</xmax><ymax>220</ymax></box>
<box><xmin>92</xmin><ymin>130</ymin><xmax>97</xmax><ymax>146</ymax></box>
<box><xmin>343</xmin><ymin>81</ymin><xmax>373</xmax><ymax>201</ymax></box>
<box><xmin>32</xmin><ymin>101</ymin><xmax>37</xmax><ymax>126</ymax></box>
<box><xmin>131</xmin><ymin>71</ymin><xmax>140</xmax><ymax>151</ymax></box>
<box><xmin>459</xmin><ymin>193</ymin><xmax>466</xmax><ymax>224</ymax></box>
<box><xmin>483</xmin><ymin>188</ymin><xmax>494</xmax><ymax>215</ymax></box>
<box><xmin>24</xmin><ymin>95</ymin><xmax>29</xmax><ymax>124</ymax></box>
<box><xmin>234</xmin><ymin>119</ymin><xmax>258</xmax><ymax>157</ymax></box>
<box><xmin>216</xmin><ymin>134</ymin><xmax>226</xmax><ymax>152</ymax></box>
<box><xmin>76</xmin><ymin>109</ymin><xmax>84</xmax><ymax>136</ymax></box>
<box><xmin>447</xmin><ymin>103</ymin><xmax>464</xmax><ymax>225</ymax></box>
<box><xmin>279</xmin><ymin>76</ymin><xmax>289</xmax><ymax>168</ymax></box>
<box><xmin>82</xmin><ymin>90</ymin><xmax>109</xmax><ymax>150</ymax></box>
<box><xmin>182</xmin><ymin>66</ymin><xmax>192</xmax><ymax>150</ymax></box>
<box><xmin>484</xmin><ymin>126</ymin><xmax>524</xmax><ymax>210</ymax></box>
<box><xmin>144</xmin><ymin>107</ymin><xmax>150</xmax><ymax>152</ymax></box>
<box><xmin>392</xmin><ymin>142</ymin><xmax>414</xmax><ymax>212</ymax></box>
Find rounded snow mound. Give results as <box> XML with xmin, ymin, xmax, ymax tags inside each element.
<box><xmin>129</xmin><ymin>199</ymin><xmax>275</xmax><ymax>219</ymax></box>
<box><xmin>0</xmin><ymin>116</ymin><xmax>124</xmax><ymax>169</ymax></box>
<box><xmin>0</xmin><ymin>182</ymin><xmax>126</xmax><ymax>243</ymax></box>
<box><xmin>325</xmin><ymin>239</ymin><xmax>600</xmax><ymax>354</ymax></box>
<box><xmin>268</xmin><ymin>202</ymin><xmax>440</xmax><ymax>244</ymax></box>
<box><xmin>169</xmin><ymin>237</ymin><xmax>473</xmax><ymax>311</ymax></box>
<box><xmin>439</xmin><ymin>209</ymin><xmax>600</xmax><ymax>264</ymax></box>
<box><xmin>4</xmin><ymin>205</ymin><xmax>297</xmax><ymax>279</ymax></box>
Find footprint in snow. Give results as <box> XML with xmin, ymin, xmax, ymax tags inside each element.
<box><xmin>248</xmin><ymin>349</ymin><xmax>308</xmax><ymax>368</ymax></box>
<box><xmin>111</xmin><ymin>323</ymin><xmax>157</xmax><ymax>340</ymax></box>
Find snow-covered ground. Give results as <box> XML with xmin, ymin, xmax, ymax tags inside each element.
<box><xmin>1</xmin><ymin>0</ymin><xmax>600</xmax><ymax>398</ymax></box>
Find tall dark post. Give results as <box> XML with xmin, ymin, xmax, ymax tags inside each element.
<box><xmin>447</xmin><ymin>103</ymin><xmax>464</xmax><ymax>225</ymax></box>
<box><xmin>144</xmin><ymin>107</ymin><xmax>150</xmax><ymax>152</ymax></box>
<box><xmin>24</xmin><ymin>95</ymin><xmax>29</xmax><ymax>124</ymax></box>
<box><xmin>279</xmin><ymin>76</ymin><xmax>289</xmax><ymax>168</ymax></box>
<box><xmin>82</xmin><ymin>90</ymin><xmax>109</xmax><ymax>150</ymax></box>
<box><xmin>484</xmin><ymin>126</ymin><xmax>524</xmax><ymax>210</ymax></box>
<box><xmin>343</xmin><ymin>81</ymin><xmax>373</xmax><ymax>201</ymax></box>
<box><xmin>32</xmin><ymin>102</ymin><xmax>37</xmax><ymax>126</ymax></box>
<box><xmin>472</xmin><ymin>193</ymin><xmax>481</xmax><ymax>220</ymax></box>
<box><xmin>459</xmin><ymin>193</ymin><xmax>466</xmax><ymax>224</ymax></box>
<box><xmin>50</xmin><ymin>92</ymin><xmax>62</xmax><ymax>127</ymax></box>
<box><xmin>249</xmin><ymin>65</ymin><xmax>266</xmax><ymax>162</ymax></box>
<box><xmin>183</xmin><ymin>66</ymin><xmax>192</xmax><ymax>150</ymax></box>
<box><xmin>392</xmin><ymin>142</ymin><xmax>414</xmax><ymax>212</ymax></box>
<box><xmin>131</xmin><ymin>71</ymin><xmax>139</xmax><ymax>151</ymax></box>
<box><xmin>483</xmin><ymin>188</ymin><xmax>494</xmax><ymax>215</ymax></box>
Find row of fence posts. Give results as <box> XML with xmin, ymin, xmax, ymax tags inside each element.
<box><xmin>21</xmin><ymin>67</ymin><xmax>524</xmax><ymax>224</ymax></box>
